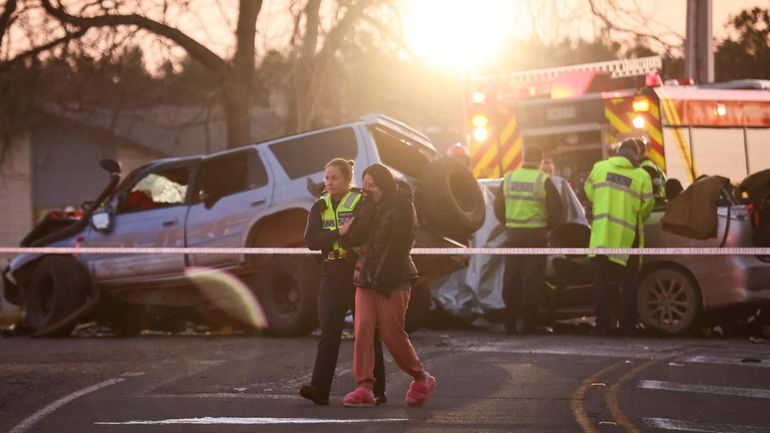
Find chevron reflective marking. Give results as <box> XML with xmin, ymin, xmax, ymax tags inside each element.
<box><xmin>657</xmin><ymin>88</ymin><xmax>697</xmax><ymax>181</ymax></box>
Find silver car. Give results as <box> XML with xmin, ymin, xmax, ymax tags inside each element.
<box><xmin>434</xmin><ymin>174</ymin><xmax>770</xmax><ymax>335</ymax></box>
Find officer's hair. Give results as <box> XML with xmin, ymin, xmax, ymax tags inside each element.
<box><xmin>325</xmin><ymin>158</ymin><xmax>355</xmax><ymax>181</ymax></box>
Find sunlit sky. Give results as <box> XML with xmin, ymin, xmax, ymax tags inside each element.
<box><xmin>11</xmin><ymin>1</ymin><xmax>762</xmax><ymax>73</ymax></box>
<box><xmin>400</xmin><ymin>0</ymin><xmax>768</xmax><ymax>72</ymax></box>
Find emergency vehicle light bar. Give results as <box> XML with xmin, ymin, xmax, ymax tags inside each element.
<box><xmin>472</xmin><ymin>56</ymin><xmax>662</xmax><ymax>86</ymax></box>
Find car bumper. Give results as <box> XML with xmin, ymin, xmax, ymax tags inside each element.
<box><xmin>693</xmin><ymin>255</ymin><xmax>770</xmax><ymax>309</ymax></box>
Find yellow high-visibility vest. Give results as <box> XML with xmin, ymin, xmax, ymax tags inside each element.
<box><xmin>584</xmin><ymin>156</ymin><xmax>654</xmax><ymax>266</ymax></box>
<box><xmin>321</xmin><ymin>189</ymin><xmax>362</xmax><ymax>258</ymax></box>
<box><xmin>503</xmin><ymin>167</ymin><xmax>548</xmax><ymax>229</ymax></box>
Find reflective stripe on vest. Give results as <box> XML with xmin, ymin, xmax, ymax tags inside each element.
<box><xmin>503</xmin><ymin>168</ymin><xmax>548</xmax><ymax>228</ymax></box>
<box><xmin>321</xmin><ymin>190</ymin><xmax>362</xmax><ymax>255</ymax></box>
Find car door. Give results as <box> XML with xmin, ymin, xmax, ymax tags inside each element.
<box><xmin>83</xmin><ymin>160</ymin><xmax>197</xmax><ymax>283</ymax></box>
<box><xmin>186</xmin><ymin>148</ymin><xmax>272</xmax><ymax>268</ymax></box>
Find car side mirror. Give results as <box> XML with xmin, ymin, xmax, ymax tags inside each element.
<box><xmin>91</xmin><ymin>209</ymin><xmax>113</xmax><ymax>233</ymax></box>
<box><xmin>99</xmin><ymin>159</ymin><xmax>121</xmax><ymax>175</ymax></box>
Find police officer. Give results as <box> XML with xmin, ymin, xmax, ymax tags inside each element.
<box><xmin>300</xmin><ymin>158</ymin><xmax>386</xmax><ymax>405</ymax></box>
<box><xmin>494</xmin><ymin>145</ymin><xmax>563</xmax><ymax>334</ymax></box>
<box><xmin>628</xmin><ymin>138</ymin><xmax>668</xmax><ymax>203</ymax></box>
<box><xmin>640</xmin><ymin>158</ymin><xmax>668</xmax><ymax>203</ymax></box>
<box><xmin>584</xmin><ymin>138</ymin><xmax>654</xmax><ymax>336</ymax></box>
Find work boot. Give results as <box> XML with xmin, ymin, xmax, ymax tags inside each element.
<box><xmin>375</xmin><ymin>393</ymin><xmax>388</xmax><ymax>405</ymax></box>
<box><xmin>299</xmin><ymin>384</ymin><xmax>329</xmax><ymax>406</ymax></box>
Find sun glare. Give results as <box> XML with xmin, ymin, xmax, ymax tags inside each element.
<box><xmin>403</xmin><ymin>0</ymin><xmax>517</xmax><ymax>72</ymax></box>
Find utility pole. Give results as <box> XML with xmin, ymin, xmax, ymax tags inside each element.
<box><xmin>684</xmin><ymin>0</ymin><xmax>714</xmax><ymax>83</ymax></box>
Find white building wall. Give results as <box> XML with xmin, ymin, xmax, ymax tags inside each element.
<box><xmin>0</xmin><ymin>131</ymin><xmax>33</xmax><ymax>313</ymax></box>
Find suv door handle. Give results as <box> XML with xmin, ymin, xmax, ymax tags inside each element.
<box><xmin>250</xmin><ymin>199</ymin><xmax>266</xmax><ymax>207</ymax></box>
<box><xmin>162</xmin><ymin>219</ymin><xmax>178</xmax><ymax>227</ymax></box>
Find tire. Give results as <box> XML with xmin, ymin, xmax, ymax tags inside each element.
<box><xmin>254</xmin><ymin>255</ymin><xmax>321</xmax><ymax>336</ymax></box>
<box><xmin>637</xmin><ymin>267</ymin><xmax>701</xmax><ymax>335</ymax></box>
<box><xmin>24</xmin><ymin>255</ymin><xmax>89</xmax><ymax>336</ymax></box>
<box><xmin>420</xmin><ymin>157</ymin><xmax>485</xmax><ymax>240</ymax></box>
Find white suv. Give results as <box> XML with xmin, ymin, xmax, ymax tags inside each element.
<box><xmin>3</xmin><ymin>114</ymin><xmax>485</xmax><ymax>336</ymax></box>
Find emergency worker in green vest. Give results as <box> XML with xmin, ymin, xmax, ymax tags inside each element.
<box><xmin>494</xmin><ymin>145</ymin><xmax>563</xmax><ymax>334</ymax></box>
<box><xmin>640</xmin><ymin>158</ymin><xmax>668</xmax><ymax>203</ymax></box>
<box><xmin>627</xmin><ymin>137</ymin><xmax>668</xmax><ymax>203</ymax></box>
<box><xmin>300</xmin><ymin>158</ymin><xmax>386</xmax><ymax>405</ymax></box>
<box><xmin>584</xmin><ymin>138</ymin><xmax>654</xmax><ymax>336</ymax></box>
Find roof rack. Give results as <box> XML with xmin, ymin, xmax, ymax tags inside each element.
<box><xmin>473</xmin><ymin>56</ymin><xmax>662</xmax><ymax>86</ymax></box>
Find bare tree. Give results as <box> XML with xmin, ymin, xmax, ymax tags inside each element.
<box><xmin>1</xmin><ymin>0</ymin><xmax>399</xmax><ymax>150</ymax></box>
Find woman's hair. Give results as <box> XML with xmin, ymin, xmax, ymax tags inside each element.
<box><xmin>363</xmin><ymin>163</ymin><xmax>397</xmax><ymax>198</ymax></box>
<box><xmin>325</xmin><ymin>158</ymin><xmax>355</xmax><ymax>181</ymax></box>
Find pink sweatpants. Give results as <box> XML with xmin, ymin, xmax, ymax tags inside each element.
<box><xmin>353</xmin><ymin>287</ymin><xmax>425</xmax><ymax>389</ymax></box>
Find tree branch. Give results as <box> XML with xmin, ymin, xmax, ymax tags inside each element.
<box><xmin>0</xmin><ymin>27</ymin><xmax>88</xmax><ymax>73</ymax></box>
<box><xmin>40</xmin><ymin>0</ymin><xmax>228</xmax><ymax>74</ymax></box>
<box><xmin>0</xmin><ymin>0</ymin><xmax>18</xmax><ymax>48</ymax></box>
<box><xmin>587</xmin><ymin>0</ymin><xmax>683</xmax><ymax>50</ymax></box>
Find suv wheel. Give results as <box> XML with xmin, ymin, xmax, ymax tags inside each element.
<box><xmin>420</xmin><ymin>157</ymin><xmax>485</xmax><ymax>240</ymax></box>
<box><xmin>255</xmin><ymin>255</ymin><xmax>320</xmax><ymax>336</ymax></box>
<box><xmin>24</xmin><ymin>255</ymin><xmax>89</xmax><ymax>336</ymax></box>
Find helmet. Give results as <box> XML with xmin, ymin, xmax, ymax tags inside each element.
<box><xmin>619</xmin><ymin>137</ymin><xmax>647</xmax><ymax>158</ymax></box>
<box><xmin>446</xmin><ymin>143</ymin><xmax>471</xmax><ymax>165</ymax></box>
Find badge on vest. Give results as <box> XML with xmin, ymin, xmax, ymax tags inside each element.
<box><xmin>606</xmin><ymin>173</ymin><xmax>633</xmax><ymax>187</ymax></box>
<box><xmin>338</xmin><ymin>211</ymin><xmax>354</xmax><ymax>225</ymax></box>
<box><xmin>508</xmin><ymin>182</ymin><xmax>535</xmax><ymax>192</ymax></box>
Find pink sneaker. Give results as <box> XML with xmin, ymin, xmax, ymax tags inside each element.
<box><xmin>405</xmin><ymin>374</ymin><xmax>437</xmax><ymax>407</ymax></box>
<box><xmin>343</xmin><ymin>386</ymin><xmax>376</xmax><ymax>407</ymax></box>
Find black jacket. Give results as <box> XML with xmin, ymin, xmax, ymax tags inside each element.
<box><xmin>346</xmin><ymin>181</ymin><xmax>419</xmax><ymax>293</ymax></box>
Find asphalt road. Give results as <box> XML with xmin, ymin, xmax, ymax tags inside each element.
<box><xmin>2</xmin><ymin>330</ymin><xmax>770</xmax><ymax>433</ymax></box>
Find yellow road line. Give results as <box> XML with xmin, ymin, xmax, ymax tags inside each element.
<box><xmin>571</xmin><ymin>362</ymin><xmax>624</xmax><ymax>433</ymax></box>
<box><xmin>606</xmin><ymin>359</ymin><xmax>655</xmax><ymax>433</ymax></box>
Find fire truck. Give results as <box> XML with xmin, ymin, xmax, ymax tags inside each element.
<box><xmin>465</xmin><ymin>56</ymin><xmax>770</xmax><ymax>187</ymax></box>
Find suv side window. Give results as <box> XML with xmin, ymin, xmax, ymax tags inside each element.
<box><xmin>371</xmin><ymin>127</ymin><xmax>429</xmax><ymax>179</ymax></box>
<box><xmin>119</xmin><ymin>166</ymin><xmax>191</xmax><ymax>213</ymax></box>
<box><xmin>269</xmin><ymin>127</ymin><xmax>357</xmax><ymax>179</ymax></box>
<box><xmin>196</xmin><ymin>149</ymin><xmax>266</xmax><ymax>203</ymax></box>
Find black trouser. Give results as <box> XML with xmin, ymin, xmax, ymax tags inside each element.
<box><xmin>591</xmin><ymin>254</ymin><xmax>640</xmax><ymax>331</ymax></box>
<box><xmin>311</xmin><ymin>260</ymin><xmax>385</xmax><ymax>397</ymax></box>
<box><xmin>502</xmin><ymin>228</ymin><xmax>548</xmax><ymax>326</ymax></box>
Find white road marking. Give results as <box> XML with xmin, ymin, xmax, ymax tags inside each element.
<box><xmin>684</xmin><ymin>355</ymin><xmax>770</xmax><ymax>368</ymax></box>
<box><xmin>145</xmin><ymin>392</ymin><xmax>300</xmax><ymax>400</ymax></box>
<box><xmin>96</xmin><ymin>417</ymin><xmax>408</xmax><ymax>425</ymax></box>
<box><xmin>8</xmin><ymin>376</ymin><xmax>126</xmax><ymax>433</ymax></box>
<box><xmin>465</xmin><ymin>344</ymin><xmax>656</xmax><ymax>359</ymax></box>
<box><xmin>638</xmin><ymin>380</ymin><xmax>770</xmax><ymax>399</ymax></box>
<box><xmin>644</xmin><ymin>417</ymin><xmax>770</xmax><ymax>433</ymax></box>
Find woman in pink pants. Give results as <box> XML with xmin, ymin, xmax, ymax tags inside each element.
<box><xmin>342</xmin><ymin>163</ymin><xmax>436</xmax><ymax>408</ymax></box>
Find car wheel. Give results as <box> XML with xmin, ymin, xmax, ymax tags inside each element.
<box><xmin>255</xmin><ymin>255</ymin><xmax>320</xmax><ymax>336</ymax></box>
<box><xmin>419</xmin><ymin>157</ymin><xmax>485</xmax><ymax>240</ymax></box>
<box><xmin>24</xmin><ymin>255</ymin><xmax>89</xmax><ymax>336</ymax></box>
<box><xmin>637</xmin><ymin>268</ymin><xmax>701</xmax><ymax>335</ymax></box>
